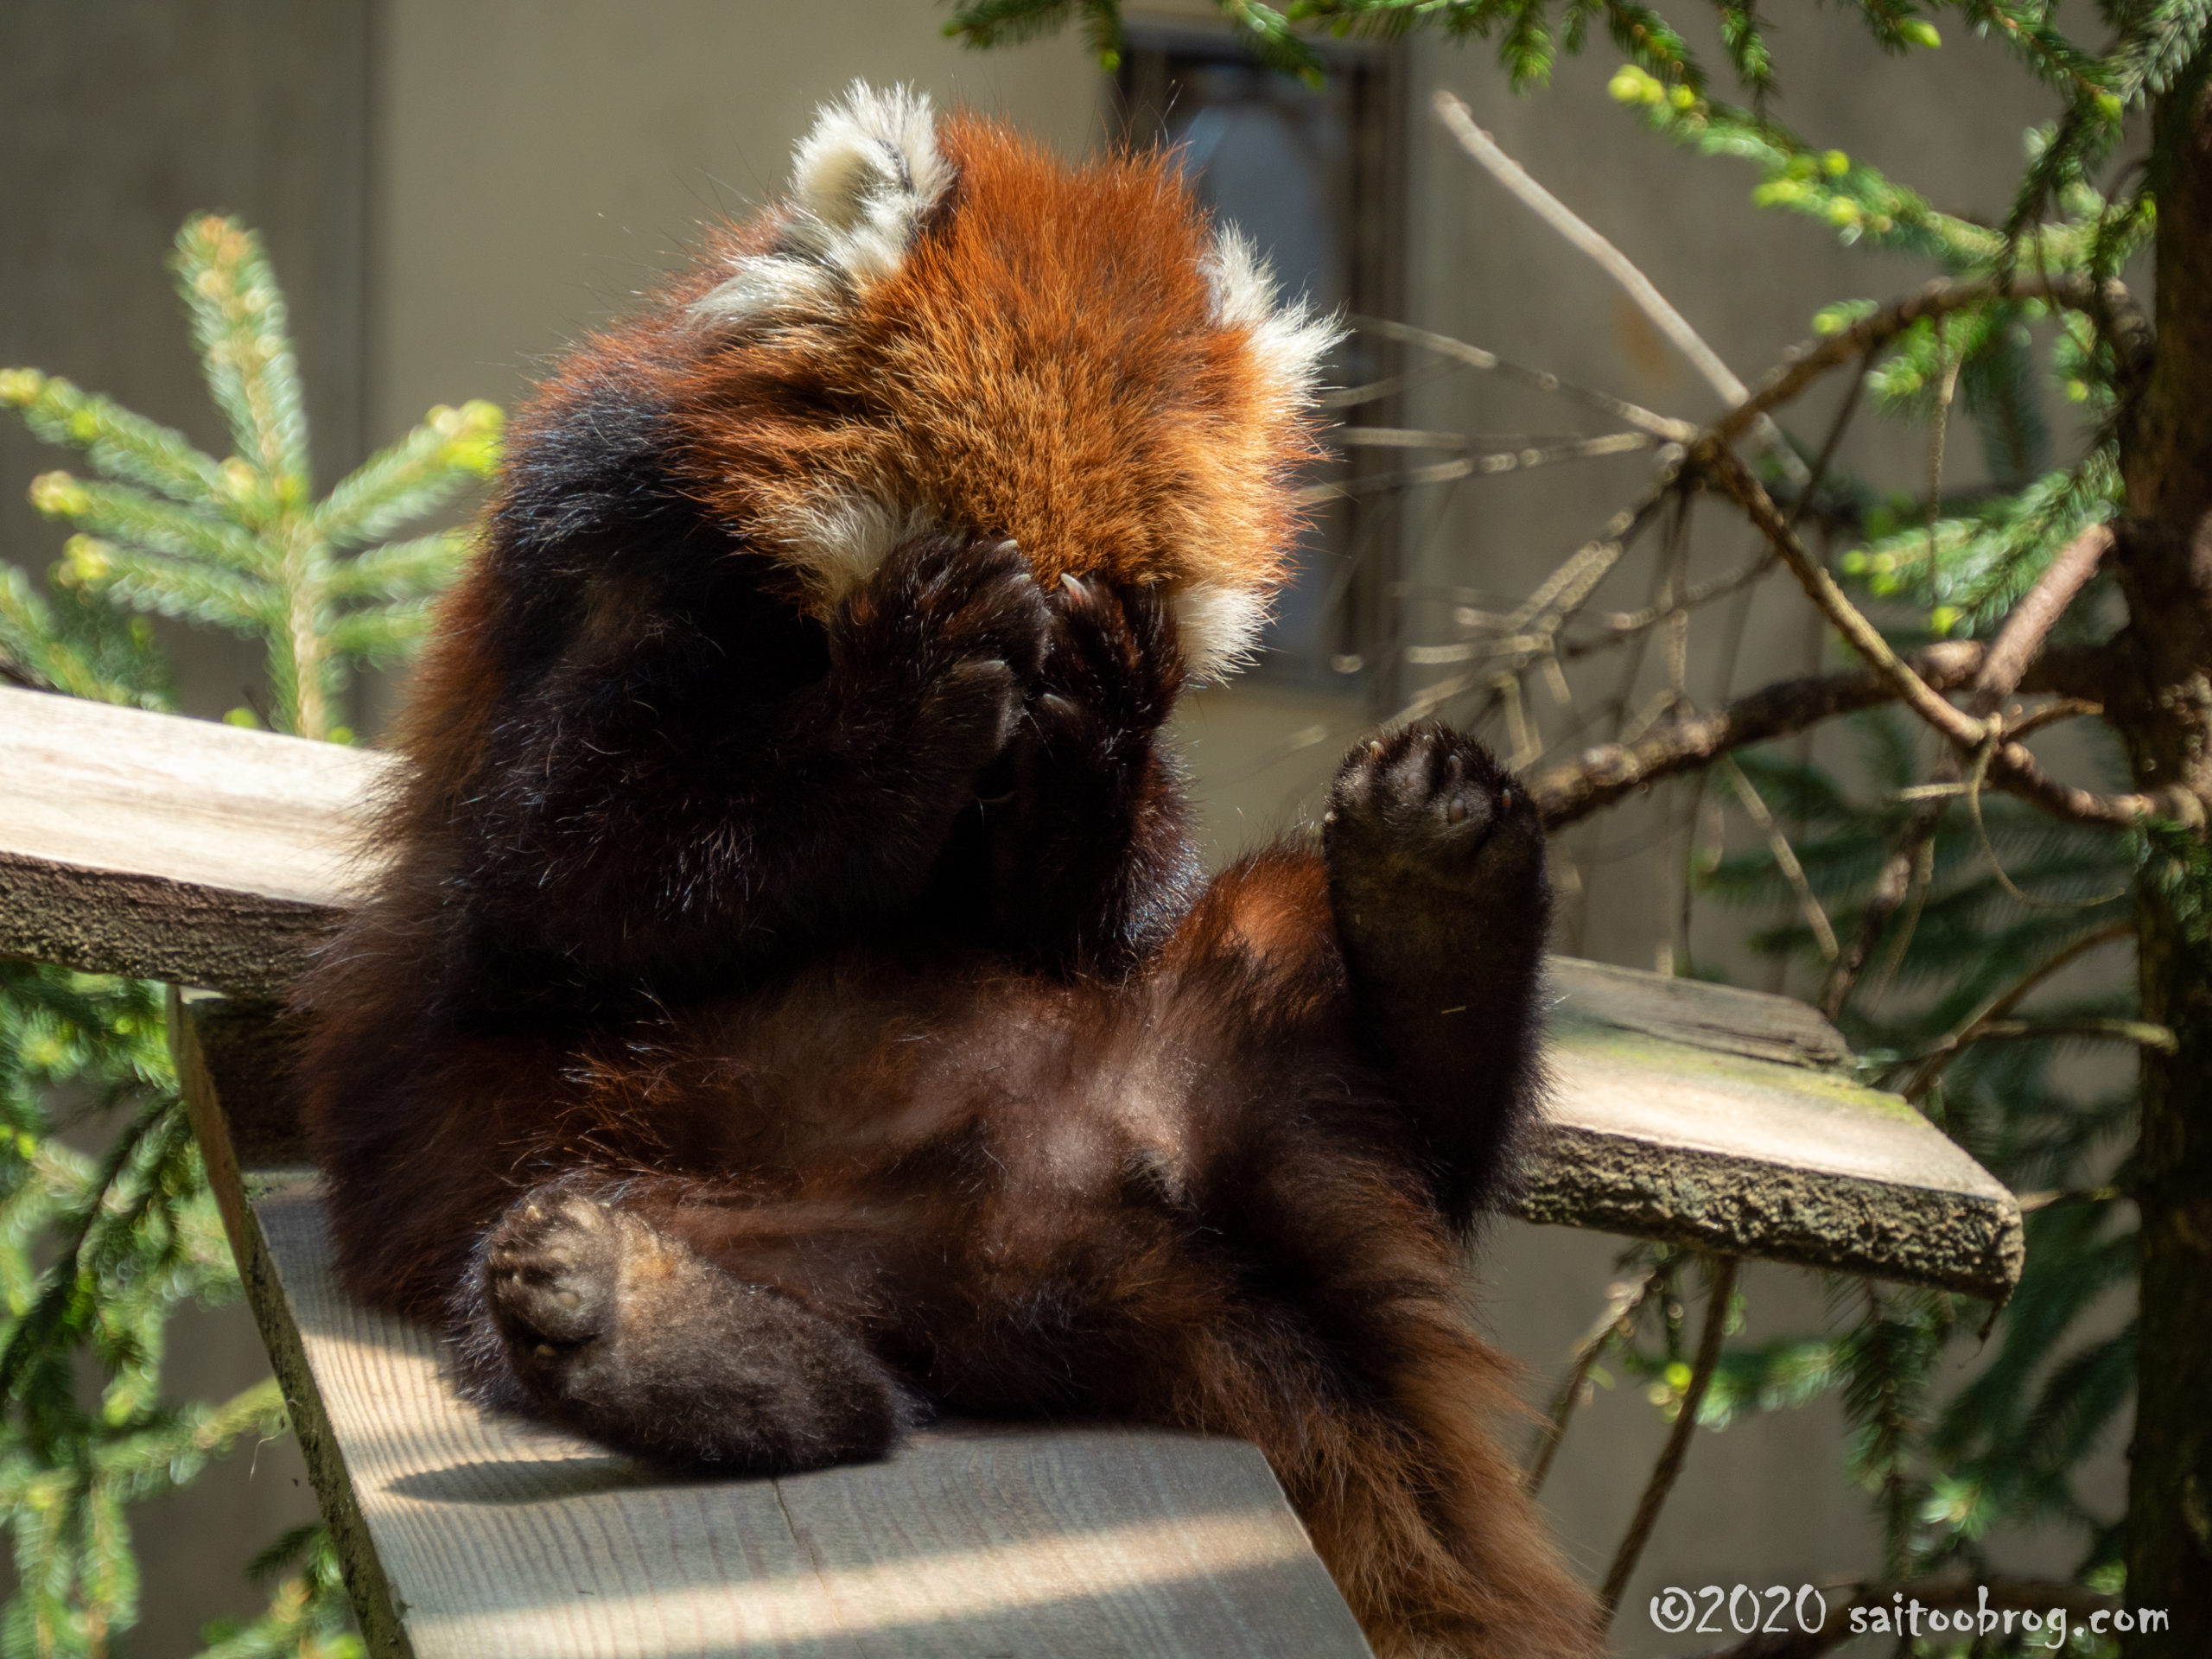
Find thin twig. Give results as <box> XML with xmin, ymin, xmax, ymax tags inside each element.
<box><xmin>1699</xmin><ymin>444</ymin><xmax>2173</xmax><ymax>828</ymax></box>
<box><xmin>1894</xmin><ymin>918</ymin><xmax>2143</xmax><ymax>1098</ymax></box>
<box><xmin>2016</xmin><ymin>1185</ymin><xmax>2127</xmax><ymax>1211</ymax></box>
<box><xmin>1971</xmin><ymin>524</ymin><xmax>2113</xmax><ymax>709</ymax></box>
<box><xmin>1299</xmin><ymin>431</ymin><xmax>1654</xmax><ymax>503</ymax></box>
<box><xmin>1434</xmin><ymin>94</ymin><xmax>1745</xmax><ymax>409</ymax></box>
<box><xmin>1600</xmin><ymin>1255</ymin><xmax>1739</xmax><ymax>1620</ymax></box>
<box><xmin>1527</xmin><ymin>644</ymin><xmax>1988</xmax><ymax>827</ymax></box>
<box><xmin>1821</xmin><ymin>514</ymin><xmax>2108</xmax><ymax>1020</ymax></box>
<box><xmin>1351</xmin><ymin>315</ymin><xmax>1699</xmax><ymax>443</ymax></box>
<box><xmin>1713</xmin><ymin>273</ymin><xmax>2146</xmax><ymax>444</ymax></box>
<box><xmin>1720</xmin><ymin>757</ymin><xmax>1840</xmax><ymax>960</ymax></box>
<box><xmin>1700</xmin><ymin>442</ymin><xmax>1988</xmax><ymax>747</ymax></box>
<box><xmin>1527</xmin><ymin>1263</ymin><xmax>1673</xmax><ymax>1497</ymax></box>
<box><xmin>1432</xmin><ymin>92</ymin><xmax>1807</xmax><ymax>481</ymax></box>
<box><xmin>1907</xmin><ymin>1015</ymin><xmax>2176</xmax><ymax>1068</ymax></box>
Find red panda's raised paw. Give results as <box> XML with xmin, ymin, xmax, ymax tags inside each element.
<box><xmin>1322</xmin><ymin>722</ymin><xmax>1541</xmax><ymax>900</ymax></box>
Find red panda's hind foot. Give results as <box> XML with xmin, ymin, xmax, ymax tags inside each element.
<box><xmin>1321</xmin><ymin>722</ymin><xmax>1554</xmax><ymax>1223</ymax></box>
<box><xmin>474</xmin><ymin>1191</ymin><xmax>906</xmax><ymax>1473</ymax></box>
<box><xmin>1323</xmin><ymin>723</ymin><xmax>1542</xmax><ymax>905</ymax></box>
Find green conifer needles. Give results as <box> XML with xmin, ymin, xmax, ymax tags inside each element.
<box><xmin>1</xmin><ymin>213</ymin><xmax>497</xmax><ymax>1656</ymax></box>
<box><xmin>1</xmin><ymin>216</ymin><xmax>500</xmax><ymax>741</ymax></box>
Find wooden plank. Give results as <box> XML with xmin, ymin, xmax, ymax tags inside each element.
<box><xmin>39</xmin><ymin>689</ymin><xmax>2022</xmax><ymax>1295</ymax></box>
<box><xmin>0</xmin><ymin>685</ymin><xmax>383</xmax><ymax>996</ymax></box>
<box><xmin>241</xmin><ymin>1178</ymin><xmax>1371</xmax><ymax>1659</ymax></box>
<box><xmin>1519</xmin><ymin>1014</ymin><xmax>2023</xmax><ymax>1296</ymax></box>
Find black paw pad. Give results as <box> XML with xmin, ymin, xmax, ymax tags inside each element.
<box><xmin>1325</xmin><ymin>723</ymin><xmax>1528</xmax><ymax>861</ymax></box>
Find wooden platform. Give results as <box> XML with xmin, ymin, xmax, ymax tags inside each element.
<box><xmin>230</xmin><ymin>1176</ymin><xmax>1371</xmax><ymax>1659</ymax></box>
<box><xmin>4</xmin><ymin>683</ymin><xmax>2024</xmax><ymax>1300</ymax></box>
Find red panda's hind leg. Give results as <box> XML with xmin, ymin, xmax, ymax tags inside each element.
<box><xmin>1322</xmin><ymin>724</ymin><xmax>1554</xmax><ymax>1224</ymax></box>
<box><xmin>462</xmin><ymin>1190</ymin><xmax>906</xmax><ymax>1473</ymax></box>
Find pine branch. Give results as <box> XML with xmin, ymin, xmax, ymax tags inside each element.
<box><xmin>26</xmin><ymin>473</ymin><xmax>266</xmax><ymax>575</ymax></box>
<box><xmin>172</xmin><ymin>218</ymin><xmax>309</xmax><ymax>493</ymax></box>
<box><xmin>0</xmin><ymin>372</ymin><xmax>226</xmax><ymax>505</ymax></box>
<box><xmin>325</xmin><ymin>599</ymin><xmax>440</xmax><ymax>667</ymax></box>
<box><xmin>325</xmin><ymin>530</ymin><xmax>472</xmax><ymax>600</ymax></box>
<box><xmin>51</xmin><ymin>537</ymin><xmax>270</xmax><ymax>635</ymax></box>
<box><xmin>313</xmin><ymin>403</ymin><xmax>500</xmax><ymax>550</ymax></box>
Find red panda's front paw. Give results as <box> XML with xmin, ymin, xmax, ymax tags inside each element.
<box><xmin>1034</xmin><ymin>575</ymin><xmax>1184</xmax><ymax>743</ymax></box>
<box><xmin>835</xmin><ymin>531</ymin><xmax>1052</xmax><ymax>775</ymax></box>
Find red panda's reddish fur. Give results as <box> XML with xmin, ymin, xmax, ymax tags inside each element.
<box><xmin>294</xmin><ymin>89</ymin><xmax>1604</xmax><ymax>1659</ymax></box>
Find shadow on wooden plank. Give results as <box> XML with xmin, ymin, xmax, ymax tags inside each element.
<box><xmin>246</xmin><ymin>1180</ymin><xmax>1376</xmax><ymax>1659</ymax></box>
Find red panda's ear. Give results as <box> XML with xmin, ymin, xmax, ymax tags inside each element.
<box><xmin>1200</xmin><ymin>226</ymin><xmax>1343</xmax><ymax>419</ymax></box>
<box><xmin>1166</xmin><ymin>229</ymin><xmax>1342</xmax><ymax>683</ymax></box>
<box><xmin>691</xmin><ymin>83</ymin><xmax>950</xmax><ymax>331</ymax></box>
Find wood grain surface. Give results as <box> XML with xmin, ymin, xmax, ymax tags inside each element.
<box><xmin>0</xmin><ymin>684</ymin><xmax>388</xmax><ymax>995</ymax></box>
<box><xmin>244</xmin><ymin>1180</ymin><xmax>1375</xmax><ymax>1659</ymax></box>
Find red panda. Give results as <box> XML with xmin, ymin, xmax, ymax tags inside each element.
<box><xmin>294</xmin><ymin>84</ymin><xmax>1604</xmax><ymax>1659</ymax></box>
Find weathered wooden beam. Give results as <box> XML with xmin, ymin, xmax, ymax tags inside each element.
<box><xmin>14</xmin><ymin>685</ymin><xmax>2023</xmax><ymax>1297</ymax></box>
<box><xmin>0</xmin><ymin>684</ymin><xmax>384</xmax><ymax>996</ymax></box>
<box><xmin>1524</xmin><ymin>961</ymin><xmax>2021</xmax><ymax>1295</ymax></box>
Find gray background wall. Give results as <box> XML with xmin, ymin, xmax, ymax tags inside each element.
<box><xmin>2</xmin><ymin>3</ymin><xmax>2117</xmax><ymax>1651</ymax></box>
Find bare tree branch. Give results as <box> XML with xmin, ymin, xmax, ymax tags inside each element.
<box><xmin>1896</xmin><ymin>920</ymin><xmax>2144</xmax><ymax>1098</ymax></box>
<box><xmin>1713</xmin><ymin>275</ymin><xmax>2148</xmax><ymax>445</ymax></box>
<box><xmin>1528</xmin><ymin>644</ymin><xmax>1989</xmax><ymax>827</ymax></box>
<box><xmin>1433</xmin><ymin>92</ymin><xmax>1808</xmax><ymax>486</ymax></box>
<box><xmin>1817</xmin><ymin>524</ymin><xmax>2115</xmax><ymax>1016</ymax></box>
<box><xmin>1721</xmin><ymin>756</ymin><xmax>1840</xmax><ymax>960</ymax></box>
<box><xmin>1698</xmin><ymin>444</ymin><xmax>2177</xmax><ymax>828</ymax></box>
<box><xmin>1600</xmin><ymin>1256</ymin><xmax>1739</xmax><ymax>1622</ymax></box>
<box><xmin>1700</xmin><ymin>443</ymin><xmax>1993</xmax><ymax>746</ymax></box>
<box><xmin>1526</xmin><ymin>1262</ymin><xmax>1672</xmax><ymax>1497</ymax></box>
<box><xmin>1434</xmin><ymin>98</ymin><xmax>1741</xmax><ymax>408</ymax></box>
<box><xmin>1352</xmin><ymin>315</ymin><xmax>1700</xmax><ymax>442</ymax></box>
<box><xmin>1970</xmin><ymin>523</ymin><xmax>2114</xmax><ymax>713</ymax></box>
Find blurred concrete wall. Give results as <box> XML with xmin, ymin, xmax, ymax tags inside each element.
<box><xmin>2</xmin><ymin>4</ymin><xmax>2119</xmax><ymax>1653</ymax></box>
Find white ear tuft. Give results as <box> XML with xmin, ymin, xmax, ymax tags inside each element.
<box><xmin>1200</xmin><ymin>226</ymin><xmax>1344</xmax><ymax>406</ymax></box>
<box><xmin>783</xmin><ymin>81</ymin><xmax>951</xmax><ymax>286</ymax></box>
<box><xmin>1172</xmin><ymin>581</ymin><xmax>1271</xmax><ymax>684</ymax></box>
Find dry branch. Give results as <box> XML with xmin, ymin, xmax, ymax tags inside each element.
<box><xmin>1527</xmin><ymin>643</ymin><xmax>1988</xmax><ymax>827</ymax></box>
<box><xmin>1433</xmin><ymin>92</ymin><xmax>1805</xmax><ymax>481</ymax></box>
<box><xmin>1525</xmin><ymin>1263</ymin><xmax>1671</xmax><ymax>1497</ymax></box>
<box><xmin>1433</xmin><ymin>94</ymin><xmax>1746</xmax><ymax>410</ymax></box>
<box><xmin>1970</xmin><ymin>523</ymin><xmax>2113</xmax><ymax>715</ymax></box>
<box><xmin>1699</xmin><ymin>445</ymin><xmax>2172</xmax><ymax>828</ymax></box>
<box><xmin>1600</xmin><ymin>1256</ymin><xmax>1740</xmax><ymax>1619</ymax></box>
<box><xmin>1352</xmin><ymin>315</ymin><xmax>1699</xmax><ymax>442</ymax></box>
